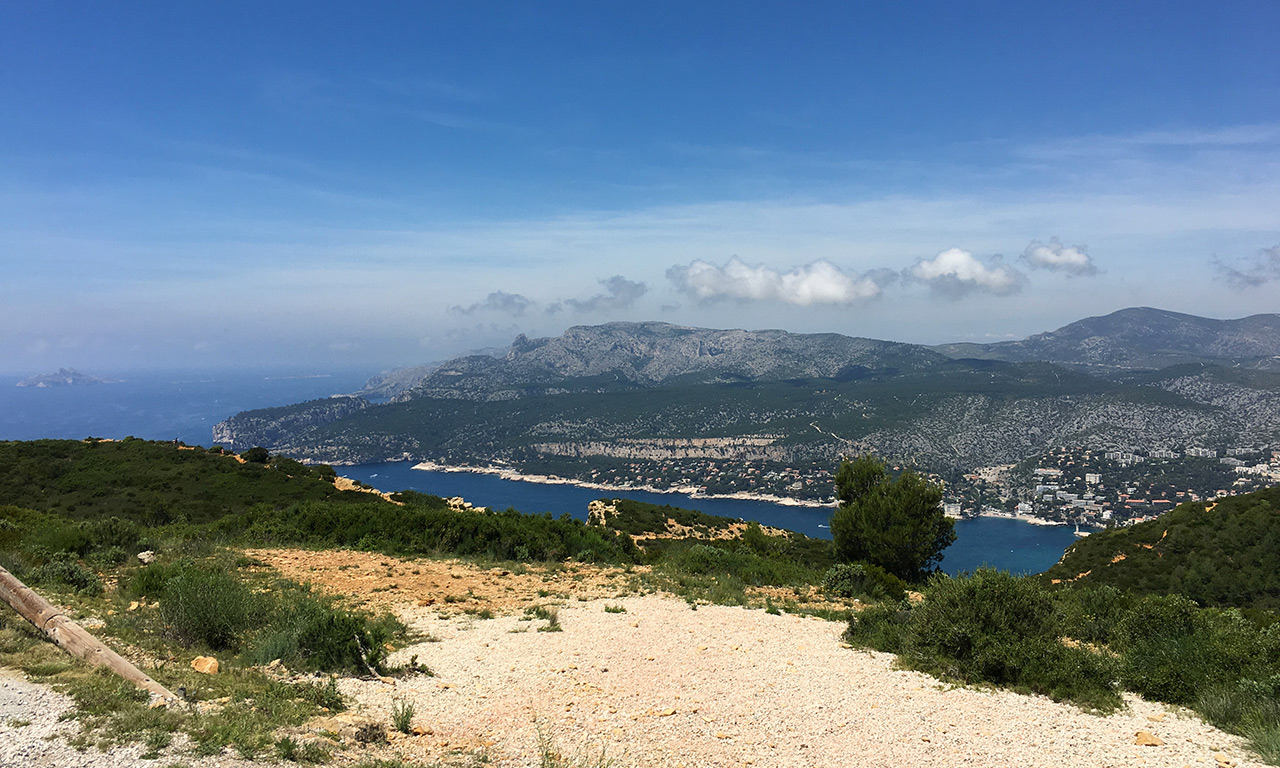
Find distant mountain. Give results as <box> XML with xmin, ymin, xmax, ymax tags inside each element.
<box><xmin>398</xmin><ymin>321</ymin><xmax>944</xmax><ymax>401</ymax></box>
<box><xmin>15</xmin><ymin>368</ymin><xmax>116</xmax><ymax>387</ymax></box>
<box><xmin>357</xmin><ymin>363</ymin><xmax>440</xmax><ymax>399</ymax></box>
<box><xmin>212</xmin><ymin>313</ymin><xmax>1280</xmax><ymax>477</ymax></box>
<box><xmin>934</xmin><ymin>307</ymin><xmax>1280</xmax><ymax>370</ymax></box>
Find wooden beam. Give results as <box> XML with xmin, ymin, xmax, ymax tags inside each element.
<box><xmin>0</xmin><ymin>566</ymin><xmax>178</xmax><ymax>705</ymax></box>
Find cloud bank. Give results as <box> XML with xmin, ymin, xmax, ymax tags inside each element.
<box><xmin>666</xmin><ymin>257</ymin><xmax>881</xmax><ymax>305</ymax></box>
<box><xmin>908</xmin><ymin>248</ymin><xmax>1025</xmax><ymax>296</ymax></box>
<box><xmin>1213</xmin><ymin>245</ymin><xmax>1280</xmax><ymax>288</ymax></box>
<box><xmin>1021</xmin><ymin>237</ymin><xmax>1097</xmax><ymax>276</ymax></box>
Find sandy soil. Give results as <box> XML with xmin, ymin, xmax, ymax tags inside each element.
<box><xmin>257</xmin><ymin>549</ymin><xmax>1263</xmax><ymax>768</ymax></box>
<box><xmin>3</xmin><ymin>549</ymin><xmax>1267</xmax><ymax>767</ymax></box>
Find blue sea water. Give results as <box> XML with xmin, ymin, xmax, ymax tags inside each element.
<box><xmin>0</xmin><ymin>369</ymin><xmax>1078</xmax><ymax>575</ymax></box>
<box><xmin>339</xmin><ymin>462</ymin><xmax>1078</xmax><ymax>576</ymax></box>
<box><xmin>0</xmin><ymin>369</ymin><xmax>373</xmax><ymax>446</ymax></box>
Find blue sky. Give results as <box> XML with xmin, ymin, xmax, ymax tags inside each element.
<box><xmin>2</xmin><ymin>1</ymin><xmax>1279</xmax><ymax>374</ymax></box>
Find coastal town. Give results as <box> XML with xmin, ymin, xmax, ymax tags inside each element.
<box><xmin>489</xmin><ymin>442</ymin><xmax>1280</xmax><ymax>531</ymax></box>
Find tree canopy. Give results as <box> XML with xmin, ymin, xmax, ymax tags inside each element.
<box><xmin>830</xmin><ymin>454</ymin><xmax>955</xmax><ymax>582</ymax></box>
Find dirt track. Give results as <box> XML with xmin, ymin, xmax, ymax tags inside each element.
<box><xmin>252</xmin><ymin>549</ymin><xmax>1265</xmax><ymax>768</ymax></box>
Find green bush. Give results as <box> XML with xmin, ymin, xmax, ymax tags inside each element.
<box><xmin>822</xmin><ymin>562</ymin><xmax>907</xmax><ymax>602</ymax></box>
<box><xmin>1054</xmin><ymin>585</ymin><xmax>1131</xmax><ymax>645</ymax></box>
<box><xmin>31</xmin><ymin>552</ymin><xmax>103</xmax><ymax>596</ymax></box>
<box><xmin>846</xmin><ymin>569</ymin><xmax>1120</xmax><ymax>711</ymax></box>
<box><xmin>247</xmin><ymin>586</ymin><xmax>401</xmax><ymax>675</ymax></box>
<box><xmin>159</xmin><ymin>562</ymin><xmax>263</xmax><ymax>651</ymax></box>
<box><xmin>1115</xmin><ymin>596</ymin><xmax>1270</xmax><ymax>706</ymax></box>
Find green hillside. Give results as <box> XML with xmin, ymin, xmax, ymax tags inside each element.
<box><xmin>1043</xmin><ymin>486</ymin><xmax>1280</xmax><ymax>611</ymax></box>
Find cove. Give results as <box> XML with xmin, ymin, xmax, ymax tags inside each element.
<box><xmin>339</xmin><ymin>462</ymin><xmax>1079</xmax><ymax>576</ymax></box>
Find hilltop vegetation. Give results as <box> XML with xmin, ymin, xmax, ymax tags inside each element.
<box><xmin>1043</xmin><ymin>486</ymin><xmax>1280</xmax><ymax>611</ymax></box>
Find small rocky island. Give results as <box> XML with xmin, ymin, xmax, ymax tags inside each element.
<box><xmin>15</xmin><ymin>368</ymin><xmax>116</xmax><ymax>387</ymax></box>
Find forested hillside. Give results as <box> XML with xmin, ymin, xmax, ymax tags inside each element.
<box><xmin>1044</xmin><ymin>486</ymin><xmax>1280</xmax><ymax>611</ymax></box>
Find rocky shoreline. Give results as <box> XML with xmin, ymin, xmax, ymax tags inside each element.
<box><xmin>409</xmin><ymin>460</ymin><xmax>835</xmax><ymax>509</ymax></box>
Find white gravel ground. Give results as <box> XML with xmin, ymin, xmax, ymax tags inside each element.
<box><xmin>0</xmin><ymin>594</ymin><xmax>1268</xmax><ymax>768</ymax></box>
<box><xmin>351</xmin><ymin>594</ymin><xmax>1265</xmax><ymax>768</ymax></box>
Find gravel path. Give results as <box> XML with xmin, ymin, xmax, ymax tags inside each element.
<box><xmin>350</xmin><ymin>594</ymin><xmax>1263</xmax><ymax>768</ymax></box>
<box><xmin>0</xmin><ymin>591</ymin><xmax>1267</xmax><ymax>767</ymax></box>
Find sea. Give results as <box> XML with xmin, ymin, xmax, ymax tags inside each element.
<box><xmin>0</xmin><ymin>368</ymin><xmax>1078</xmax><ymax>575</ymax></box>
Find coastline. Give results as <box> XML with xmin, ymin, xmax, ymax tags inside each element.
<box><xmin>409</xmin><ymin>460</ymin><xmax>834</xmax><ymax>509</ymax></box>
<box><xmin>976</xmin><ymin>510</ymin><xmax>1069</xmax><ymax>527</ymax></box>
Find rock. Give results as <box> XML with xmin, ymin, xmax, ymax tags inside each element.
<box><xmin>412</xmin><ymin>725</ymin><xmax>434</xmax><ymax>736</ymax></box>
<box><xmin>1133</xmin><ymin>730</ymin><xmax>1164</xmax><ymax>746</ymax></box>
<box><xmin>309</xmin><ymin>713</ymin><xmax>387</xmax><ymax>744</ymax></box>
<box><xmin>128</xmin><ymin>601</ymin><xmax>140</xmax><ymax>611</ymax></box>
<box><xmin>1146</xmin><ymin>712</ymin><xmax>1166</xmax><ymax>722</ymax></box>
<box><xmin>137</xmin><ymin>550</ymin><xmax>156</xmax><ymax>565</ymax></box>
<box><xmin>190</xmin><ymin>656</ymin><xmax>219</xmax><ymax>674</ymax></box>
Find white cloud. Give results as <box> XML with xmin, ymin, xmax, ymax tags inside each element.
<box><xmin>909</xmin><ymin>248</ymin><xmax>1025</xmax><ymax>297</ymax></box>
<box><xmin>666</xmin><ymin>257</ymin><xmax>881</xmax><ymax>305</ymax></box>
<box><xmin>1213</xmin><ymin>245</ymin><xmax>1280</xmax><ymax>289</ymax></box>
<box><xmin>1021</xmin><ymin>237</ymin><xmax>1097</xmax><ymax>276</ymax></box>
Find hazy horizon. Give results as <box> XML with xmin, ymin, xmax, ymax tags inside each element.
<box><xmin>4</xmin><ymin>2</ymin><xmax>1278</xmax><ymax>375</ymax></box>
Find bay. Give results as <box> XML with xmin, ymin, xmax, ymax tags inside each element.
<box><xmin>0</xmin><ymin>368</ymin><xmax>1079</xmax><ymax>575</ymax></box>
<box><xmin>339</xmin><ymin>461</ymin><xmax>1080</xmax><ymax>576</ymax></box>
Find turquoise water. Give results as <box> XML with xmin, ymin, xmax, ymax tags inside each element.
<box><xmin>340</xmin><ymin>462</ymin><xmax>1079</xmax><ymax>575</ymax></box>
<box><xmin>0</xmin><ymin>369</ymin><xmax>1078</xmax><ymax>575</ymax></box>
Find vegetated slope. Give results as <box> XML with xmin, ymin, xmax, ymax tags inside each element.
<box><xmin>0</xmin><ymin>438</ymin><xmax>361</xmax><ymax>524</ymax></box>
<box><xmin>934</xmin><ymin>307</ymin><xmax>1280</xmax><ymax>370</ymax></box>
<box><xmin>1043</xmin><ymin>485</ymin><xmax>1280</xmax><ymax>611</ymax></box>
<box><xmin>592</xmin><ymin>497</ymin><xmax>836</xmax><ymax>572</ymax></box>
<box><xmin>214</xmin><ymin>353</ymin><xmax>1280</xmax><ymax>475</ymax></box>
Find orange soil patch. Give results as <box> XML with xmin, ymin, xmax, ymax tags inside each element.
<box><xmin>245</xmin><ymin>548</ymin><xmax>644</xmax><ymax>613</ymax></box>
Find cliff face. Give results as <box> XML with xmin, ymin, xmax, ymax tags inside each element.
<box><xmin>212</xmin><ymin>395</ymin><xmax>371</xmax><ymax>452</ymax></box>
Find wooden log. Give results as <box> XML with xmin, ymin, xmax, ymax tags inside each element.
<box><xmin>0</xmin><ymin>565</ymin><xmax>178</xmax><ymax>705</ymax></box>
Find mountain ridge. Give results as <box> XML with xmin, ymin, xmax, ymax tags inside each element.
<box><xmin>932</xmin><ymin>306</ymin><xmax>1280</xmax><ymax>370</ymax></box>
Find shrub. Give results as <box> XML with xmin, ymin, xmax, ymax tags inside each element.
<box><xmin>390</xmin><ymin>700</ymin><xmax>415</xmax><ymax>734</ymax></box>
<box><xmin>247</xmin><ymin>586</ymin><xmax>401</xmax><ymax>675</ymax></box>
<box><xmin>90</xmin><ymin>516</ymin><xmax>142</xmax><ymax>551</ymax></box>
<box><xmin>241</xmin><ymin>446</ymin><xmax>271</xmax><ymax>464</ymax></box>
<box><xmin>1054</xmin><ymin>585</ymin><xmax>1130</xmax><ymax>645</ymax></box>
<box><xmin>822</xmin><ymin>562</ymin><xmax>906</xmax><ymax>602</ymax></box>
<box><xmin>159</xmin><ymin>563</ymin><xmax>262</xmax><ymax>651</ymax></box>
<box><xmin>846</xmin><ymin>569</ymin><xmax>1120</xmax><ymax>711</ymax></box>
<box><xmin>30</xmin><ymin>552</ymin><xmax>103</xmax><ymax>595</ymax></box>
<box><xmin>1115</xmin><ymin>596</ymin><xmax>1269</xmax><ymax>705</ymax></box>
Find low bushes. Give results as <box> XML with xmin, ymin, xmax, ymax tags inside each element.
<box><xmin>822</xmin><ymin>562</ymin><xmax>907</xmax><ymax>602</ymax></box>
<box><xmin>126</xmin><ymin>559</ymin><xmax>401</xmax><ymax>674</ymax></box>
<box><xmin>845</xmin><ymin>569</ymin><xmax>1280</xmax><ymax>759</ymax></box>
<box><xmin>848</xmin><ymin>568</ymin><xmax>1119</xmax><ymax>710</ymax></box>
